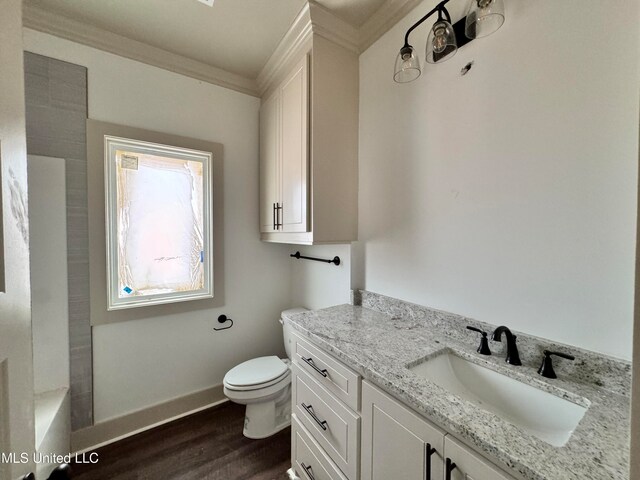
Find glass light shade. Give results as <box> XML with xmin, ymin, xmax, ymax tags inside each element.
<box><xmin>465</xmin><ymin>0</ymin><xmax>505</xmax><ymax>39</ymax></box>
<box><xmin>426</xmin><ymin>20</ymin><xmax>457</xmax><ymax>64</ymax></box>
<box><xmin>393</xmin><ymin>46</ymin><xmax>421</xmax><ymax>83</ymax></box>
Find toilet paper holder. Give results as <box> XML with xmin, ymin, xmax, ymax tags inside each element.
<box><xmin>214</xmin><ymin>314</ymin><xmax>234</xmax><ymax>331</ymax></box>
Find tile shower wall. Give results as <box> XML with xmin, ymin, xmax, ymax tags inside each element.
<box><xmin>24</xmin><ymin>52</ymin><xmax>92</xmax><ymax>430</ymax></box>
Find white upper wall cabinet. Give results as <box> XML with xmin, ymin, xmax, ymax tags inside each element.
<box><xmin>259</xmin><ymin>34</ymin><xmax>358</xmax><ymax>245</ymax></box>
<box><xmin>260</xmin><ymin>55</ymin><xmax>309</xmax><ymax>235</ymax></box>
<box><xmin>259</xmin><ymin>88</ymin><xmax>280</xmax><ymax>233</ymax></box>
<box><xmin>280</xmin><ymin>55</ymin><xmax>309</xmax><ymax>233</ymax></box>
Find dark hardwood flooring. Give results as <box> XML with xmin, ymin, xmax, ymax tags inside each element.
<box><xmin>71</xmin><ymin>402</ymin><xmax>291</xmax><ymax>480</ymax></box>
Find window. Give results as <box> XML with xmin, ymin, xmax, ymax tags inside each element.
<box><xmin>105</xmin><ymin>136</ymin><xmax>213</xmax><ymax>310</ymax></box>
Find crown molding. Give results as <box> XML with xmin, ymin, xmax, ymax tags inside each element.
<box><xmin>256</xmin><ymin>0</ymin><xmax>362</xmax><ymax>96</ymax></box>
<box><xmin>308</xmin><ymin>1</ymin><xmax>360</xmax><ymax>54</ymax></box>
<box><xmin>359</xmin><ymin>0</ymin><xmax>424</xmax><ymax>52</ymax></box>
<box><xmin>23</xmin><ymin>0</ymin><xmax>423</xmax><ymax>99</ymax></box>
<box><xmin>22</xmin><ymin>2</ymin><xmax>259</xmax><ymax>97</ymax></box>
<box><xmin>256</xmin><ymin>3</ymin><xmax>313</xmax><ymax>96</ymax></box>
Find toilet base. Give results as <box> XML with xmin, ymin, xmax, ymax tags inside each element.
<box><xmin>286</xmin><ymin>467</ymin><xmax>301</xmax><ymax>479</ymax></box>
<box><xmin>243</xmin><ymin>412</ymin><xmax>290</xmax><ymax>439</ymax></box>
<box><xmin>240</xmin><ymin>384</ymin><xmax>291</xmax><ymax>439</ymax></box>
<box><xmin>242</xmin><ymin>401</ymin><xmax>291</xmax><ymax>440</ymax></box>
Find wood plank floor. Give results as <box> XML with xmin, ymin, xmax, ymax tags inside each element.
<box><xmin>70</xmin><ymin>402</ymin><xmax>291</xmax><ymax>480</ymax></box>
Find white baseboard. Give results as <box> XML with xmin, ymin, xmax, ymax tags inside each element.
<box><xmin>71</xmin><ymin>384</ymin><xmax>227</xmax><ymax>453</ymax></box>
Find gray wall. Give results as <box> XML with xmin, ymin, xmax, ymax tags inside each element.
<box><xmin>24</xmin><ymin>51</ymin><xmax>92</xmax><ymax>430</ymax></box>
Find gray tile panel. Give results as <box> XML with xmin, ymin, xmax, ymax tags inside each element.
<box><xmin>24</xmin><ymin>51</ymin><xmax>92</xmax><ymax>430</ymax></box>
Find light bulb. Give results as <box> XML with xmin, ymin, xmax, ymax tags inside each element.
<box><xmin>432</xmin><ymin>26</ymin><xmax>447</xmax><ymax>53</ymax></box>
<box><xmin>465</xmin><ymin>0</ymin><xmax>504</xmax><ymax>39</ymax></box>
<box><xmin>426</xmin><ymin>18</ymin><xmax>457</xmax><ymax>64</ymax></box>
<box><xmin>394</xmin><ymin>46</ymin><xmax>421</xmax><ymax>83</ymax></box>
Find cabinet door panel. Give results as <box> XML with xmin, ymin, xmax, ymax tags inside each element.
<box><xmin>280</xmin><ymin>54</ymin><xmax>309</xmax><ymax>233</ymax></box>
<box><xmin>444</xmin><ymin>437</ymin><xmax>515</xmax><ymax>480</ymax></box>
<box><xmin>361</xmin><ymin>381</ymin><xmax>445</xmax><ymax>480</ymax></box>
<box><xmin>292</xmin><ymin>331</ymin><xmax>361</xmax><ymax>411</ymax></box>
<box><xmin>292</xmin><ymin>415</ymin><xmax>348</xmax><ymax>480</ymax></box>
<box><xmin>259</xmin><ymin>91</ymin><xmax>279</xmax><ymax>233</ymax></box>
<box><xmin>293</xmin><ymin>366</ymin><xmax>360</xmax><ymax>480</ymax></box>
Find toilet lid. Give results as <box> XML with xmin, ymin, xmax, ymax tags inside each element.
<box><xmin>224</xmin><ymin>356</ymin><xmax>288</xmax><ymax>387</ymax></box>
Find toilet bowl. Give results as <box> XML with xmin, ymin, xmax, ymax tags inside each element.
<box><xmin>223</xmin><ymin>308</ymin><xmax>307</xmax><ymax>439</ymax></box>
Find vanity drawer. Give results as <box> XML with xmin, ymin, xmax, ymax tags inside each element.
<box><xmin>293</xmin><ymin>365</ymin><xmax>360</xmax><ymax>480</ymax></box>
<box><xmin>292</xmin><ymin>332</ymin><xmax>361</xmax><ymax>411</ymax></box>
<box><xmin>292</xmin><ymin>415</ymin><xmax>348</xmax><ymax>480</ymax></box>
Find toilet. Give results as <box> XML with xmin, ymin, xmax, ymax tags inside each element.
<box><xmin>223</xmin><ymin>308</ymin><xmax>307</xmax><ymax>439</ymax></box>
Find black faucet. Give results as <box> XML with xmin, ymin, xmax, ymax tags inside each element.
<box><xmin>466</xmin><ymin>326</ymin><xmax>491</xmax><ymax>355</ymax></box>
<box><xmin>492</xmin><ymin>326</ymin><xmax>522</xmax><ymax>366</ymax></box>
<box><xmin>538</xmin><ymin>350</ymin><xmax>575</xmax><ymax>379</ymax></box>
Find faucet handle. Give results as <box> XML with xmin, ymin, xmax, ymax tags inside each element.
<box><xmin>538</xmin><ymin>350</ymin><xmax>575</xmax><ymax>379</ymax></box>
<box><xmin>466</xmin><ymin>326</ymin><xmax>491</xmax><ymax>355</ymax></box>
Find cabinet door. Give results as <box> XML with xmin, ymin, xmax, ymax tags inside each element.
<box><xmin>361</xmin><ymin>381</ymin><xmax>445</xmax><ymax>480</ymax></box>
<box><xmin>279</xmin><ymin>54</ymin><xmax>309</xmax><ymax>233</ymax></box>
<box><xmin>444</xmin><ymin>437</ymin><xmax>515</xmax><ymax>480</ymax></box>
<box><xmin>259</xmin><ymin>90</ymin><xmax>279</xmax><ymax>233</ymax></box>
<box><xmin>292</xmin><ymin>415</ymin><xmax>349</xmax><ymax>480</ymax></box>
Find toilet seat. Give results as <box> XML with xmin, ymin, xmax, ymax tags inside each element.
<box><xmin>224</xmin><ymin>356</ymin><xmax>289</xmax><ymax>391</ymax></box>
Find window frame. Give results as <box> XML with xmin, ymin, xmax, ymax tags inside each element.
<box><xmin>104</xmin><ymin>135</ymin><xmax>213</xmax><ymax>310</ymax></box>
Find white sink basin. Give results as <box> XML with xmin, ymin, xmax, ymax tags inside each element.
<box><xmin>408</xmin><ymin>352</ymin><xmax>587</xmax><ymax>447</ymax></box>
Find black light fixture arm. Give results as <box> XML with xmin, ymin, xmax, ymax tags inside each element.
<box><xmin>402</xmin><ymin>0</ymin><xmax>452</xmax><ymax>48</ymax></box>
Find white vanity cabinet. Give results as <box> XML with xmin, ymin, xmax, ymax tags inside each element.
<box><xmin>292</xmin><ymin>415</ymin><xmax>349</xmax><ymax>480</ymax></box>
<box><xmin>361</xmin><ymin>381</ymin><xmax>445</xmax><ymax>480</ymax></box>
<box><xmin>289</xmin><ymin>331</ymin><xmax>519</xmax><ymax>480</ymax></box>
<box><xmin>361</xmin><ymin>381</ymin><xmax>516</xmax><ymax>480</ymax></box>
<box><xmin>444</xmin><ymin>436</ymin><xmax>515</xmax><ymax>480</ymax></box>
<box><xmin>290</xmin><ymin>332</ymin><xmax>361</xmax><ymax>480</ymax></box>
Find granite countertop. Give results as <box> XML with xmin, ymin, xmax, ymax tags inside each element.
<box><xmin>283</xmin><ymin>295</ymin><xmax>631</xmax><ymax>480</ymax></box>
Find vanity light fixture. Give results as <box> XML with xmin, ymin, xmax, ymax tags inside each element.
<box><xmin>465</xmin><ymin>0</ymin><xmax>505</xmax><ymax>38</ymax></box>
<box><xmin>393</xmin><ymin>0</ymin><xmax>505</xmax><ymax>83</ymax></box>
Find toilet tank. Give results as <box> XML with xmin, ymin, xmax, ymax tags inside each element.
<box><xmin>281</xmin><ymin>308</ymin><xmax>308</xmax><ymax>359</ymax></box>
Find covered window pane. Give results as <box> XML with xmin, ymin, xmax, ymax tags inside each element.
<box><xmin>105</xmin><ymin>137</ymin><xmax>212</xmax><ymax>310</ymax></box>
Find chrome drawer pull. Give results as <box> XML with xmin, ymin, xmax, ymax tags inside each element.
<box><xmin>301</xmin><ymin>463</ymin><xmax>316</xmax><ymax>480</ymax></box>
<box><xmin>301</xmin><ymin>357</ymin><xmax>328</xmax><ymax>377</ymax></box>
<box><xmin>301</xmin><ymin>403</ymin><xmax>328</xmax><ymax>431</ymax></box>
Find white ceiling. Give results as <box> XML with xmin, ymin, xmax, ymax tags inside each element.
<box><xmin>25</xmin><ymin>0</ymin><xmax>387</xmax><ymax>79</ymax></box>
<box><xmin>316</xmin><ymin>0</ymin><xmax>387</xmax><ymax>27</ymax></box>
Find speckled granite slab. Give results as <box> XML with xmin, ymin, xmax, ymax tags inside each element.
<box><xmin>284</xmin><ymin>292</ymin><xmax>631</xmax><ymax>480</ymax></box>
